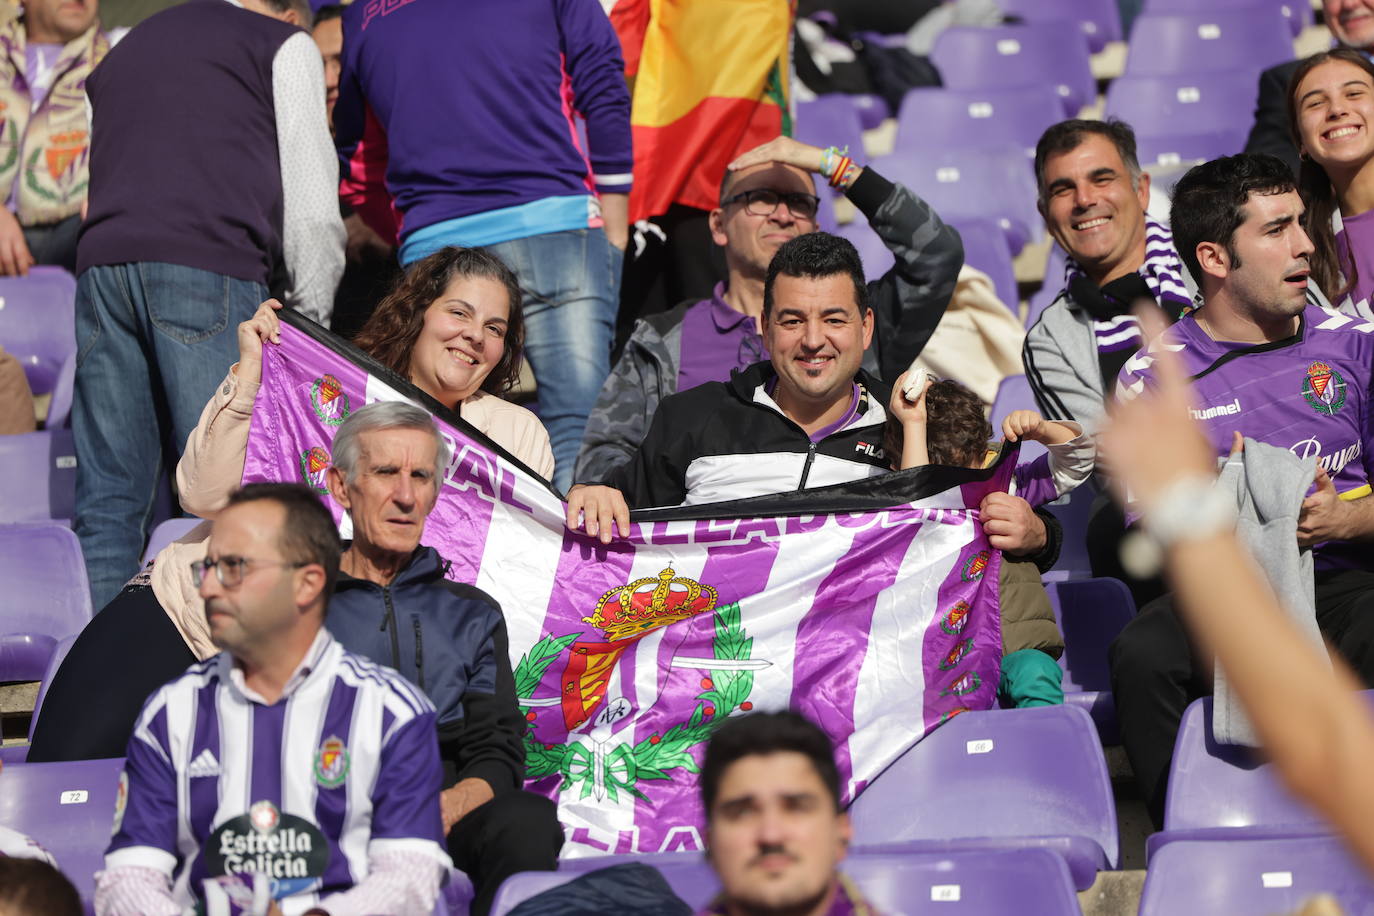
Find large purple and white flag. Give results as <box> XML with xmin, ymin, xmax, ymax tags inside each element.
<box><xmin>243</xmin><ymin>314</ymin><xmax>1011</xmax><ymax>858</ymax></box>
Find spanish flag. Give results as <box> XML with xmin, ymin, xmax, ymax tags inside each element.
<box><xmin>611</xmin><ymin>0</ymin><xmax>794</xmax><ymax>223</ymax></box>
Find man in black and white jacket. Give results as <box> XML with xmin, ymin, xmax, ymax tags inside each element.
<box><xmin>566</xmin><ymin>232</ymin><xmax>1056</xmax><ymax>568</ymax></box>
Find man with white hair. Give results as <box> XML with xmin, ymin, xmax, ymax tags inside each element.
<box><xmin>324</xmin><ymin>401</ymin><xmax>562</xmax><ymax>916</ymax></box>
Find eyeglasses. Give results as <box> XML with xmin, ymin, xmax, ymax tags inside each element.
<box><xmin>722</xmin><ymin>188</ymin><xmax>821</xmax><ymax>221</ymax></box>
<box><xmin>190</xmin><ymin>556</ymin><xmax>307</xmax><ymax>589</ymax></box>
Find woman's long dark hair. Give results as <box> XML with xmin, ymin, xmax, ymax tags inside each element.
<box><xmin>1286</xmin><ymin>48</ymin><xmax>1374</xmax><ymax>302</ymax></box>
<box><xmin>353</xmin><ymin>246</ymin><xmax>525</xmax><ymax>396</ymax></box>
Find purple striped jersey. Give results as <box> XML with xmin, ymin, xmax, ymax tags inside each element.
<box><xmin>104</xmin><ymin>630</ymin><xmax>450</xmax><ymax>912</ymax></box>
<box><xmin>1117</xmin><ymin>305</ymin><xmax>1374</xmax><ymax>571</ymax></box>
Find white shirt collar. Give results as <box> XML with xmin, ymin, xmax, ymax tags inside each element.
<box><xmin>221</xmin><ymin>628</ymin><xmax>332</xmax><ymax>705</ymax></box>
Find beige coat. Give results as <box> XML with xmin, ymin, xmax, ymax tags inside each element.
<box><xmin>151</xmin><ymin>367</ymin><xmax>554</xmax><ymax>659</ymax></box>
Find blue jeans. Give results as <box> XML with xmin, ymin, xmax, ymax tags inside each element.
<box><xmin>73</xmin><ymin>263</ymin><xmax>266</xmax><ymax>607</ymax></box>
<box><xmin>485</xmin><ymin>229</ymin><xmax>620</xmax><ymax>491</ymax></box>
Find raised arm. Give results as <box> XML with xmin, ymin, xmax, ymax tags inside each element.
<box><xmin>175</xmin><ymin>301</ymin><xmax>280</xmax><ymax>518</ymax></box>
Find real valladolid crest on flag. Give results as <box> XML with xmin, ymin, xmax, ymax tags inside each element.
<box><xmin>244</xmin><ymin>312</ymin><xmax>1012</xmax><ymax>858</ymax></box>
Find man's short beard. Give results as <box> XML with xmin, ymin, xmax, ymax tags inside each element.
<box><xmin>727</xmin><ymin>877</ymin><xmax>836</xmax><ymax>916</ymax></box>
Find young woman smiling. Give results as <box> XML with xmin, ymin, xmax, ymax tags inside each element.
<box><xmin>28</xmin><ymin>247</ymin><xmax>552</xmax><ymax>762</ymax></box>
<box><xmin>1289</xmin><ymin>49</ymin><xmax>1374</xmax><ymax>318</ymax></box>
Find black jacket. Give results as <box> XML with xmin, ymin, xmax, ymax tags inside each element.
<box><xmin>1244</xmin><ymin>59</ymin><xmax>1302</xmax><ymax>177</ymax></box>
<box><xmin>604</xmin><ymin>360</ymin><xmax>894</xmax><ymax>508</ymax></box>
<box><xmin>328</xmin><ymin>545</ymin><xmax>525</xmax><ymax>794</ymax></box>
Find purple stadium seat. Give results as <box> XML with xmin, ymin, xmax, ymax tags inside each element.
<box><xmin>1046</xmin><ymin>578</ymin><xmax>1135</xmax><ymax>743</ymax></box>
<box><xmin>794</xmin><ymin>96</ymin><xmax>866</xmax><ymax>183</ymax></box>
<box><xmin>0</xmin><ymin>633</ymin><xmax>78</xmax><ymax>765</ymax></box>
<box><xmin>0</xmin><ymin>266</ymin><xmax>77</xmax><ymax>396</ymax></box>
<box><xmin>930</xmin><ymin>23</ymin><xmax>1096</xmax><ymax>118</ymax></box>
<box><xmin>502</xmin><ymin>848</ymin><xmax>1080</xmax><ymax>915</ymax></box>
<box><xmin>947</xmin><ymin>218</ymin><xmax>1018</xmax><ymax>313</ymax></box>
<box><xmin>1026</xmin><ymin>244</ymin><xmax>1069</xmax><ymax>329</ymax></box>
<box><xmin>1123</xmin><ymin>12</ymin><xmax>1294</xmax><ymax>78</ymax></box>
<box><xmin>1105</xmin><ymin>71</ymin><xmax>1260</xmax><ymax>139</ymax></box>
<box><xmin>996</xmin><ymin>0</ymin><xmax>1124</xmax><ymax>52</ymax></box>
<box><xmin>0</xmin><ymin>757</ymin><xmax>126</xmax><ymax>907</ymax></box>
<box><xmin>1142</xmin><ymin>0</ymin><xmax>1312</xmax><ymax>38</ymax></box>
<box><xmin>45</xmin><ymin>349</ymin><xmax>75</xmax><ymax>428</ymax></box>
<box><xmin>0</xmin><ymin>428</ymin><xmax>77</xmax><ymax>522</ymax></box>
<box><xmin>848</xmin><ymin>704</ymin><xmax>1118</xmax><ymax>889</ymax></box>
<box><xmin>896</xmin><ymin>85</ymin><xmax>1066</xmax><ymax>159</ymax></box>
<box><xmin>871</xmin><ymin>146</ymin><xmax>1042</xmax><ymax>255</ymax></box>
<box><xmin>1145</xmin><ymin>696</ymin><xmax>1331</xmax><ymax>859</ymax></box>
<box><xmin>1139</xmin><ymin>834</ymin><xmax>1374</xmax><ymax>915</ymax></box>
<box><xmin>1134</xmin><ymin>130</ymin><xmax>1248</xmax><ymax>168</ymax></box>
<box><xmin>0</xmin><ymin>522</ymin><xmax>91</xmax><ymax>681</ymax></box>
<box><xmin>815</xmin><ymin>191</ymin><xmax>840</xmax><ymax>234</ymax></box>
<box><xmin>835</xmin><ymin>221</ymin><xmax>895</xmax><ymax>279</ymax></box>
<box><xmin>1040</xmin><ymin>484</ymin><xmax>1098</xmax><ymax>583</ymax></box>
<box><xmin>850</xmin><ymin>94</ymin><xmax>888</xmax><ymax>131</ymax></box>
<box><xmin>140</xmin><ymin>517</ymin><xmax>205</xmax><ymax>565</ymax></box>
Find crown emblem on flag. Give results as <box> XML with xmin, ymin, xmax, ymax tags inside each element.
<box><xmin>584</xmin><ymin>568</ymin><xmax>718</xmax><ymax>642</ymax></box>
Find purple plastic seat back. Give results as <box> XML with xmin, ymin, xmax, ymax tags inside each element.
<box><xmin>0</xmin><ymin>632</ymin><xmax>81</xmax><ymax>763</ymax></box>
<box><xmin>1026</xmin><ymin>245</ymin><xmax>1068</xmax><ymax>329</ymax></box>
<box><xmin>45</xmin><ymin>350</ymin><xmax>75</xmax><ymax>428</ymax></box>
<box><xmin>498</xmin><ymin>848</ymin><xmax>1080</xmax><ymax>916</ymax></box>
<box><xmin>0</xmin><ymin>522</ymin><xmax>91</xmax><ymax>680</ymax></box>
<box><xmin>0</xmin><ymin>428</ymin><xmax>78</xmax><ymax>523</ymax></box>
<box><xmin>141</xmin><ymin>517</ymin><xmax>205</xmax><ymax>565</ymax></box>
<box><xmin>794</xmin><ymin>95</ymin><xmax>867</xmax><ymax>171</ymax></box>
<box><xmin>850</xmin><ymin>94</ymin><xmax>888</xmax><ymax>131</ymax></box>
<box><xmin>995</xmin><ymin>0</ymin><xmax>1123</xmax><ymax>52</ymax></box>
<box><xmin>1141</xmin><ymin>0</ymin><xmax>1311</xmax><ymax>38</ymax></box>
<box><xmin>930</xmin><ymin>23</ymin><xmax>1096</xmax><ymax>117</ymax></box>
<box><xmin>0</xmin><ymin>266</ymin><xmax>77</xmax><ymax>395</ymax></box>
<box><xmin>1105</xmin><ymin>71</ymin><xmax>1259</xmax><ymax>138</ymax></box>
<box><xmin>872</xmin><ymin>146</ymin><xmax>1041</xmax><ymax>255</ymax></box>
<box><xmin>848</xmin><ymin>705</ymin><xmax>1118</xmax><ymax>869</ymax></box>
<box><xmin>1139</xmin><ymin>834</ymin><xmax>1374</xmax><ymax>915</ymax></box>
<box><xmin>1046</xmin><ymin>579</ymin><xmax>1134</xmax><ymax>691</ymax></box>
<box><xmin>1039</xmin><ymin>487</ymin><xmax>1101</xmax><ymax>584</ymax></box>
<box><xmin>947</xmin><ymin>218</ymin><xmax>1017</xmax><ymax>313</ymax></box>
<box><xmin>0</xmin><ymin>757</ymin><xmax>126</xmax><ymax>907</ymax></box>
<box><xmin>835</xmin><ymin>221</ymin><xmax>895</xmax><ymax>279</ymax></box>
<box><xmin>1045</xmin><ymin>578</ymin><xmax>1134</xmax><ymax>742</ymax></box>
<box><xmin>1124</xmin><ymin>12</ymin><xmax>1293</xmax><ymax>78</ymax></box>
<box><xmin>1134</xmin><ymin>129</ymin><xmax>1248</xmax><ymax>169</ymax></box>
<box><xmin>990</xmin><ymin>375</ymin><xmax>1048</xmax><ymax>465</ymax></box>
<box><xmin>896</xmin><ymin>85</ymin><xmax>1066</xmax><ymax>160</ymax></box>
<box><xmin>1163</xmin><ymin>697</ymin><xmax>1325</xmax><ymax>833</ymax></box>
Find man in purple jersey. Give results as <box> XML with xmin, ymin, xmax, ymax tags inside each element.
<box><xmin>1111</xmin><ymin>153</ymin><xmax>1374</xmax><ymax>827</ymax></box>
<box><xmin>96</xmin><ymin>483</ymin><xmax>450</xmax><ymax>916</ymax></box>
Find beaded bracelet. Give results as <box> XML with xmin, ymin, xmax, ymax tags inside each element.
<box><xmin>820</xmin><ymin>145</ymin><xmax>849</xmax><ymax>179</ymax></box>
<box><xmin>832</xmin><ymin>159</ymin><xmax>861</xmax><ymax>190</ymax></box>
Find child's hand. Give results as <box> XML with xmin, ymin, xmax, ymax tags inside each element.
<box><xmin>1002</xmin><ymin>409</ymin><xmax>1047</xmax><ymax>443</ymax></box>
<box><xmin>889</xmin><ymin>370</ymin><xmax>933</xmax><ymax>426</ymax></box>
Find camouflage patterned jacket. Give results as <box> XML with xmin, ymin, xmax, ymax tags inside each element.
<box><xmin>574</xmin><ymin>166</ymin><xmax>963</xmax><ymax>484</ymax></box>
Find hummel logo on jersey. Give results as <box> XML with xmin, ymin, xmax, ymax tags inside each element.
<box><xmin>187</xmin><ymin>748</ymin><xmax>221</xmax><ymax>778</ymax></box>
<box><xmin>1188</xmin><ymin>398</ymin><xmax>1241</xmax><ymax>421</ymax></box>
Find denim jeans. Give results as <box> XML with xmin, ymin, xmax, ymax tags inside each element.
<box><xmin>73</xmin><ymin>262</ymin><xmax>266</xmax><ymax>607</ymax></box>
<box><xmin>485</xmin><ymin>228</ymin><xmax>621</xmax><ymax>491</ymax></box>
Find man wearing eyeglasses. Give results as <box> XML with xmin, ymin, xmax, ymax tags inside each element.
<box><xmin>97</xmin><ymin>482</ymin><xmax>451</xmax><ymax>916</ymax></box>
<box><xmin>574</xmin><ymin>134</ymin><xmax>964</xmax><ymax>483</ymax></box>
